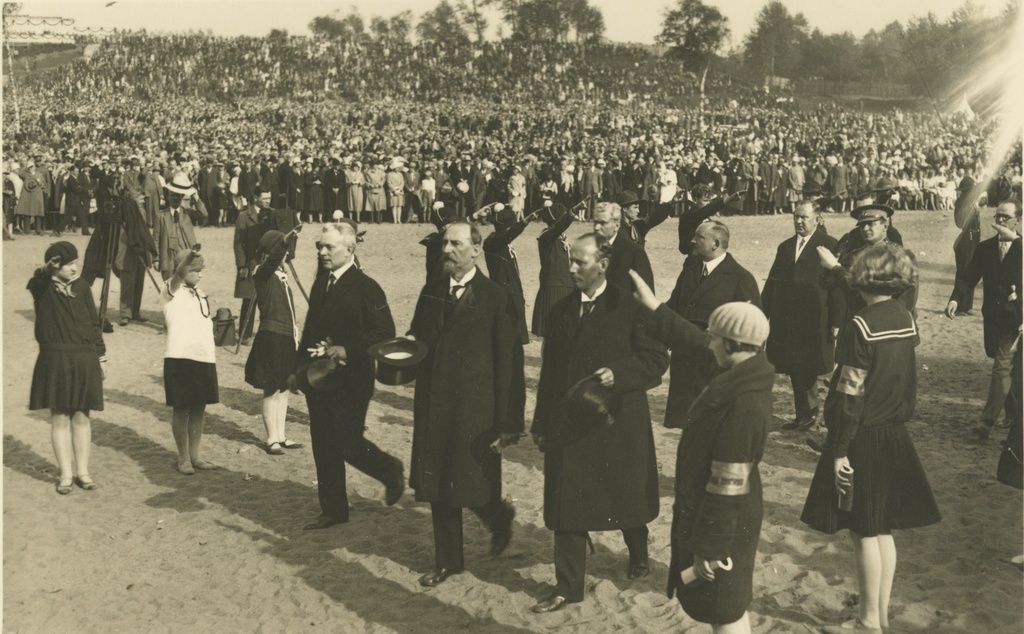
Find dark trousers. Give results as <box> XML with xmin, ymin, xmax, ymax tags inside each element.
<box><xmin>790</xmin><ymin>370</ymin><xmax>822</xmax><ymax>421</ymax></box>
<box><xmin>306</xmin><ymin>393</ymin><xmax>400</xmax><ymax>521</ymax></box>
<box><xmin>239</xmin><ymin>298</ymin><xmax>256</xmax><ymax>340</ymax></box>
<box><xmin>61</xmin><ymin>205</ymin><xmax>90</xmax><ymax>235</ymax></box>
<box><xmin>118</xmin><ymin>262</ymin><xmax>145</xmax><ymax>319</ymax></box>
<box><xmin>429</xmin><ymin>494</ymin><xmax>507</xmax><ymax>572</ymax></box>
<box><xmin>553</xmin><ymin>525</ymin><xmax>649</xmax><ymax>601</ymax></box>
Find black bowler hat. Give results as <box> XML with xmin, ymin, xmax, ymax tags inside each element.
<box><xmin>561</xmin><ymin>374</ymin><xmax>621</xmax><ymax>443</ymax></box>
<box><xmin>369</xmin><ymin>337</ymin><xmax>429</xmax><ymax>386</ymax></box>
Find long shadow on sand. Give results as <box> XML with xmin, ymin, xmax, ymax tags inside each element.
<box><xmin>105</xmin><ymin>388</ymin><xmax>265</xmax><ymax>448</ymax></box>
<box><xmin>85</xmin><ymin>416</ymin><xmax>540</xmax><ymax>633</ymax></box>
<box><xmin>216</xmin><ymin>384</ymin><xmax>311</xmax><ymax>427</ymax></box>
<box><xmin>3</xmin><ymin>435</ymin><xmax>61</xmax><ymax>484</ymax></box>
<box><xmin>85</xmin><ymin>415</ymin><xmax>680</xmax><ymax>622</ymax></box>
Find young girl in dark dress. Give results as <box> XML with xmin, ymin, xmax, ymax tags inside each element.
<box><xmin>244</xmin><ymin>229</ymin><xmax>302</xmax><ymax>455</ymax></box>
<box><xmin>28</xmin><ymin>241</ymin><xmax>106</xmax><ymax>494</ymax></box>
<box><xmin>162</xmin><ymin>247</ymin><xmax>220</xmax><ymax>475</ymax></box>
<box><xmin>803</xmin><ymin>242</ymin><xmax>941</xmax><ymax>633</ymax></box>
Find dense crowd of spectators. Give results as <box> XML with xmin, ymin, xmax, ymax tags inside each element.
<box><xmin>3</xmin><ymin>31</ymin><xmax>1021</xmax><ymax>233</ymax></box>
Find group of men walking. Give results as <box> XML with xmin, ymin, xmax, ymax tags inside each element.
<box><xmin>101</xmin><ymin>168</ymin><xmax>1021</xmax><ymax>624</ymax></box>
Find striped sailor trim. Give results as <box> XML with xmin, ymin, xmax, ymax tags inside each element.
<box><xmin>706</xmin><ymin>461</ymin><xmax>753</xmax><ymax>496</ymax></box>
<box><xmin>836</xmin><ymin>366</ymin><xmax>867</xmax><ymax>397</ymax></box>
<box><xmin>852</xmin><ymin>315</ymin><xmax>917</xmax><ymax>342</ymax></box>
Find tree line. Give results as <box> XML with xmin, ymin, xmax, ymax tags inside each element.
<box><xmin>301</xmin><ymin>0</ymin><xmax>1019</xmax><ymax>99</ymax></box>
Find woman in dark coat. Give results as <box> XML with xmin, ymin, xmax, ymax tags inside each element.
<box><xmin>802</xmin><ymin>243</ymin><xmax>940</xmax><ymax>633</ymax></box>
<box><xmin>632</xmin><ymin>271</ymin><xmax>773</xmax><ymax>634</ymax></box>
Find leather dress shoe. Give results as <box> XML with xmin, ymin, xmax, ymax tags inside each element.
<box><xmin>302</xmin><ymin>515</ymin><xmax>346</xmax><ymax>530</ymax></box>
<box><xmin>490</xmin><ymin>502</ymin><xmax>515</xmax><ymax>556</ymax></box>
<box><xmin>973</xmin><ymin>420</ymin><xmax>995</xmax><ymax>440</ymax></box>
<box><xmin>782</xmin><ymin>417</ymin><xmax>814</xmax><ymax>431</ymax></box>
<box><xmin>418</xmin><ymin>568</ymin><xmax>462</xmax><ymax>587</ymax></box>
<box><xmin>531</xmin><ymin>595</ymin><xmax>570</xmax><ymax>613</ymax></box>
<box><xmin>384</xmin><ymin>462</ymin><xmax>405</xmax><ymax>506</ymax></box>
<box><xmin>627</xmin><ymin>560</ymin><xmax>651</xmax><ymax>579</ymax></box>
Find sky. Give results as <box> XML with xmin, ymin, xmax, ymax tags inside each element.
<box><xmin>8</xmin><ymin>0</ymin><xmax>1011</xmax><ymax>48</ymax></box>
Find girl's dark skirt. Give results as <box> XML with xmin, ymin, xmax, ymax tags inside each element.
<box><xmin>164</xmin><ymin>358</ymin><xmax>219</xmax><ymax>408</ymax></box>
<box><xmin>244</xmin><ymin>331</ymin><xmax>296</xmax><ymax>392</ymax></box>
<box><xmin>801</xmin><ymin>422</ymin><xmax>941</xmax><ymax>537</ymax></box>
<box><xmin>531</xmin><ymin>285</ymin><xmax>573</xmax><ymax>337</ymax></box>
<box><xmin>30</xmin><ymin>344</ymin><xmax>104</xmax><ymax>412</ymax></box>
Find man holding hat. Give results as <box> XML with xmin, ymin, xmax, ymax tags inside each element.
<box><xmin>530</xmin><ymin>233</ymin><xmax>668</xmax><ymax>613</ymax></box>
<box><xmin>295</xmin><ymin>221</ymin><xmax>405</xmax><ymax>530</ymax></box>
<box><xmin>408</xmin><ymin>220</ymin><xmax>520</xmax><ymax>588</ymax></box>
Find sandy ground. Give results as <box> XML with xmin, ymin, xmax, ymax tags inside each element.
<box><xmin>3</xmin><ymin>209</ymin><xmax>1022</xmax><ymax>633</ymax></box>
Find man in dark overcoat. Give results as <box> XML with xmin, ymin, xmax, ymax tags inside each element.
<box><xmin>664</xmin><ymin>220</ymin><xmax>761</xmax><ymax>428</ymax></box>
<box><xmin>592</xmin><ymin>201</ymin><xmax>654</xmax><ymax>292</ymax></box>
<box><xmin>295</xmin><ymin>222</ymin><xmax>405</xmax><ymax>530</ymax></box>
<box><xmin>408</xmin><ymin>220</ymin><xmax>520</xmax><ymax>587</ymax></box>
<box><xmin>761</xmin><ymin>200</ymin><xmax>843</xmax><ymax>431</ymax></box>
<box><xmin>530</xmin><ymin>233</ymin><xmax>668</xmax><ymax>613</ymax></box>
<box><xmin>945</xmin><ymin>200</ymin><xmax>1023</xmax><ymax>439</ymax></box>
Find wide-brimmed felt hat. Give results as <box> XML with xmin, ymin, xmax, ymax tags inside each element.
<box><xmin>166</xmin><ymin>173</ymin><xmax>196</xmax><ymax>196</ymax></box>
<box><xmin>851</xmin><ymin>204</ymin><xmax>895</xmax><ymax>223</ymax></box>
<box><xmin>872</xmin><ymin>177</ymin><xmax>898</xmax><ymax>192</ymax></box>
<box><xmin>368</xmin><ymin>337</ymin><xmax>428</xmax><ymax>386</ymax></box>
<box><xmin>616</xmin><ymin>190</ymin><xmax>640</xmax><ymax>207</ymax></box>
<box><xmin>303</xmin><ymin>357</ymin><xmax>339</xmax><ymax>392</ymax></box>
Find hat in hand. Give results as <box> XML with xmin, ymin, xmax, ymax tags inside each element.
<box><xmin>560</xmin><ymin>374</ymin><xmax>622</xmax><ymax>444</ymax></box>
<box><xmin>368</xmin><ymin>337</ymin><xmax>429</xmax><ymax>386</ymax></box>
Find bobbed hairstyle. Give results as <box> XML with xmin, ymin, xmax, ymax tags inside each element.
<box><xmin>848</xmin><ymin>242</ymin><xmax>917</xmax><ymax>296</ymax></box>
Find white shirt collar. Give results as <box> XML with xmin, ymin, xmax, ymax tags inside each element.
<box><xmin>449</xmin><ymin>267</ymin><xmax>477</xmax><ymax>289</ymax></box>
<box><xmin>702</xmin><ymin>251</ymin><xmax>728</xmax><ymax>274</ymax></box>
<box><xmin>330</xmin><ymin>259</ymin><xmax>356</xmax><ymax>282</ymax></box>
<box><xmin>581</xmin><ymin>280</ymin><xmax>608</xmax><ymax>303</ymax></box>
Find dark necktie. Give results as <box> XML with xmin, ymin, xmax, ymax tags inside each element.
<box><xmin>580</xmin><ymin>301</ymin><xmax>595</xmax><ymax>325</ymax></box>
<box><xmin>173</xmin><ymin>209</ymin><xmax>180</xmax><ymax>223</ymax></box>
<box><xmin>325</xmin><ymin>274</ymin><xmax>336</xmax><ymax>297</ymax></box>
<box><xmin>444</xmin><ymin>284</ymin><xmax>464</xmax><ymax>321</ymax></box>
<box><xmin>700</xmin><ymin>264</ymin><xmax>709</xmax><ymax>282</ymax></box>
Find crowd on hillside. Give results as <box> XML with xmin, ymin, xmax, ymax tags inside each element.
<box><xmin>2</xmin><ymin>31</ymin><xmax>1021</xmax><ymax>233</ymax></box>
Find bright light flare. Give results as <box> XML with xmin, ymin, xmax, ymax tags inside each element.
<box><xmin>951</xmin><ymin>6</ymin><xmax>1024</xmax><ymax>209</ymax></box>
